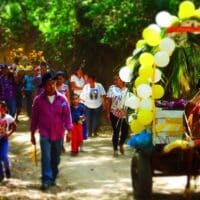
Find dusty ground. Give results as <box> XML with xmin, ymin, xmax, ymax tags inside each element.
<box><xmin>0</xmin><ymin>113</ymin><xmax>200</xmax><ymax>200</ymax></box>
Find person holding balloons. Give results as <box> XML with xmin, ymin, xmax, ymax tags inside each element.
<box><xmin>106</xmin><ymin>75</ymin><xmax>129</xmax><ymax>157</ymax></box>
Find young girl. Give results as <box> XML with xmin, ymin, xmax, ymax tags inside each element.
<box><xmin>70</xmin><ymin>94</ymin><xmax>86</xmax><ymax>156</ymax></box>
<box><xmin>55</xmin><ymin>71</ymin><xmax>70</xmax><ymax>102</ymax></box>
<box><xmin>55</xmin><ymin>71</ymin><xmax>71</xmax><ymax>153</ymax></box>
<box><xmin>106</xmin><ymin>75</ymin><xmax>129</xmax><ymax>157</ymax></box>
<box><xmin>0</xmin><ymin>101</ymin><xmax>16</xmax><ymax>181</ymax></box>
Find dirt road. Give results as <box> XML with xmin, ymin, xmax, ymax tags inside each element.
<box><xmin>0</xmin><ymin>114</ymin><xmax>133</xmax><ymax>200</ymax></box>
<box><xmin>0</xmin><ymin>113</ymin><xmax>200</xmax><ymax>200</ymax></box>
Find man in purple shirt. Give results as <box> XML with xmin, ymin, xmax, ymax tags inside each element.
<box><xmin>0</xmin><ymin>64</ymin><xmax>16</xmax><ymax>117</ymax></box>
<box><xmin>30</xmin><ymin>71</ymin><xmax>72</xmax><ymax>190</ymax></box>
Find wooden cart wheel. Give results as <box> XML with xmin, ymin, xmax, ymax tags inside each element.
<box><xmin>131</xmin><ymin>150</ymin><xmax>152</xmax><ymax>200</ymax></box>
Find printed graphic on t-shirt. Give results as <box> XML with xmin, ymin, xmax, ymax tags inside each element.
<box><xmin>0</xmin><ymin>119</ymin><xmax>6</xmax><ymax>139</ymax></box>
<box><xmin>114</xmin><ymin>96</ymin><xmax>122</xmax><ymax>108</ymax></box>
<box><xmin>89</xmin><ymin>88</ymin><xmax>98</xmax><ymax>100</ymax></box>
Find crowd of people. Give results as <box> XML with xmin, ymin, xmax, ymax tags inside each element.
<box><xmin>0</xmin><ymin>61</ymin><xmax>130</xmax><ymax>190</ymax></box>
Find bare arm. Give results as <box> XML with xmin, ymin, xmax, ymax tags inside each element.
<box><xmin>7</xmin><ymin>121</ymin><xmax>17</xmax><ymax>137</ymax></box>
<box><xmin>70</xmin><ymin>81</ymin><xmax>83</xmax><ymax>92</ymax></box>
<box><xmin>105</xmin><ymin>97</ymin><xmax>112</xmax><ymax>121</ymax></box>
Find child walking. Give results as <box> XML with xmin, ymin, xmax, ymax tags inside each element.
<box><xmin>0</xmin><ymin>101</ymin><xmax>16</xmax><ymax>181</ymax></box>
<box><xmin>70</xmin><ymin>94</ymin><xmax>86</xmax><ymax>156</ymax></box>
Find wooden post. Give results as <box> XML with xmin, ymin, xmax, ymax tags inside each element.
<box><xmin>152</xmin><ymin>64</ymin><xmax>156</xmax><ymax>139</ymax></box>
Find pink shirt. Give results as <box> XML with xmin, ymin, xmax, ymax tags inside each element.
<box><xmin>31</xmin><ymin>91</ymin><xmax>72</xmax><ymax>141</ymax></box>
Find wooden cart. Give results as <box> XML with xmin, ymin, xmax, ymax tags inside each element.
<box><xmin>131</xmin><ymin>108</ymin><xmax>200</xmax><ymax>200</ymax></box>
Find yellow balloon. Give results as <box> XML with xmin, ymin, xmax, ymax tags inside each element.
<box><xmin>139</xmin><ymin>52</ymin><xmax>154</xmax><ymax>67</ymax></box>
<box><xmin>134</xmin><ymin>76</ymin><xmax>148</xmax><ymax>87</ymax></box>
<box><xmin>139</xmin><ymin>66</ymin><xmax>153</xmax><ymax>78</ymax></box>
<box><xmin>136</xmin><ymin>40</ymin><xmax>146</xmax><ymax>49</ymax></box>
<box><xmin>178</xmin><ymin>1</ymin><xmax>195</xmax><ymax>19</ymax></box>
<box><xmin>179</xmin><ymin>1</ymin><xmax>195</xmax><ymax>11</ymax></box>
<box><xmin>142</xmin><ymin>27</ymin><xmax>161</xmax><ymax>46</ymax></box>
<box><xmin>130</xmin><ymin>119</ymin><xmax>145</xmax><ymax>134</ymax></box>
<box><xmin>163</xmin><ymin>140</ymin><xmax>188</xmax><ymax>153</ymax></box>
<box><xmin>152</xmin><ymin>84</ymin><xmax>165</xmax><ymax>99</ymax></box>
<box><xmin>194</xmin><ymin>8</ymin><xmax>200</xmax><ymax>18</ymax></box>
<box><xmin>137</xmin><ymin>109</ymin><xmax>153</xmax><ymax>126</ymax></box>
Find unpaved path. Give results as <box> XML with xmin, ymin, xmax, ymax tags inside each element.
<box><xmin>0</xmin><ymin>113</ymin><xmax>133</xmax><ymax>200</ymax></box>
<box><xmin>0</xmin><ymin>113</ymin><xmax>200</xmax><ymax>200</ymax></box>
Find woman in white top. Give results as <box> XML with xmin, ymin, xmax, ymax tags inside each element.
<box><xmin>80</xmin><ymin>74</ymin><xmax>106</xmax><ymax>137</ymax></box>
<box><xmin>70</xmin><ymin>67</ymin><xmax>86</xmax><ymax>96</ymax></box>
<box><xmin>106</xmin><ymin>75</ymin><xmax>129</xmax><ymax>157</ymax></box>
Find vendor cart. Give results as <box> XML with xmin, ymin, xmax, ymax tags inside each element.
<box><xmin>131</xmin><ymin>108</ymin><xmax>200</xmax><ymax>200</ymax></box>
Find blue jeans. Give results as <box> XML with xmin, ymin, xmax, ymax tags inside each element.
<box><xmin>40</xmin><ymin>136</ymin><xmax>62</xmax><ymax>184</ymax></box>
<box><xmin>0</xmin><ymin>138</ymin><xmax>9</xmax><ymax>177</ymax></box>
<box><xmin>85</xmin><ymin>106</ymin><xmax>102</xmax><ymax>136</ymax></box>
<box><xmin>5</xmin><ymin>99</ymin><xmax>16</xmax><ymax>117</ymax></box>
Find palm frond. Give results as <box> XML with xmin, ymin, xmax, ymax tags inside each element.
<box><xmin>164</xmin><ymin>35</ymin><xmax>200</xmax><ymax>99</ymax></box>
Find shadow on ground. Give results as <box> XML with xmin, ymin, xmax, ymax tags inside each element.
<box><xmin>0</xmin><ymin>113</ymin><xmax>200</xmax><ymax>200</ymax></box>
<box><xmin>152</xmin><ymin>192</ymin><xmax>200</xmax><ymax>200</ymax></box>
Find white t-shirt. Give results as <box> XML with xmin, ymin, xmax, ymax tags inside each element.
<box><xmin>107</xmin><ymin>85</ymin><xmax>128</xmax><ymax>110</ymax></box>
<box><xmin>48</xmin><ymin>95</ymin><xmax>55</xmax><ymax>104</ymax></box>
<box><xmin>0</xmin><ymin>114</ymin><xmax>15</xmax><ymax>138</ymax></box>
<box><xmin>80</xmin><ymin>82</ymin><xmax>106</xmax><ymax>109</ymax></box>
<box><xmin>70</xmin><ymin>74</ymin><xmax>85</xmax><ymax>95</ymax></box>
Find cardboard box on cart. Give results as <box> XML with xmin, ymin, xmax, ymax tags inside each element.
<box><xmin>153</xmin><ymin>108</ymin><xmax>185</xmax><ymax>145</ymax></box>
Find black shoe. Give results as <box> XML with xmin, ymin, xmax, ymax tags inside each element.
<box><xmin>6</xmin><ymin>169</ymin><xmax>11</xmax><ymax>179</ymax></box>
<box><xmin>40</xmin><ymin>183</ymin><xmax>50</xmax><ymax>191</ymax></box>
<box><xmin>51</xmin><ymin>181</ymin><xmax>56</xmax><ymax>186</ymax></box>
<box><xmin>93</xmin><ymin>133</ymin><xmax>98</xmax><ymax>137</ymax></box>
<box><xmin>119</xmin><ymin>145</ymin><xmax>125</xmax><ymax>155</ymax></box>
<box><xmin>61</xmin><ymin>145</ymin><xmax>66</xmax><ymax>154</ymax></box>
<box><xmin>0</xmin><ymin>175</ymin><xmax>4</xmax><ymax>182</ymax></box>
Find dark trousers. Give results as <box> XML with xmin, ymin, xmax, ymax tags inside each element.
<box><xmin>5</xmin><ymin>99</ymin><xmax>16</xmax><ymax>117</ymax></box>
<box><xmin>110</xmin><ymin>112</ymin><xmax>129</xmax><ymax>151</ymax></box>
<box><xmin>40</xmin><ymin>136</ymin><xmax>62</xmax><ymax>184</ymax></box>
<box><xmin>24</xmin><ymin>90</ymin><xmax>33</xmax><ymax>118</ymax></box>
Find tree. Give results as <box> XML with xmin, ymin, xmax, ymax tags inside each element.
<box><xmin>0</xmin><ymin>0</ymin><xmax>199</xmax><ymax>92</ymax></box>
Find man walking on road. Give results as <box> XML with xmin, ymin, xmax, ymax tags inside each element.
<box><xmin>30</xmin><ymin>71</ymin><xmax>72</xmax><ymax>190</ymax></box>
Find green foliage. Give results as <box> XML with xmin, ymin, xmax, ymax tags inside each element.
<box><xmin>75</xmin><ymin>0</ymin><xmax>147</xmax><ymax>48</ymax></box>
<box><xmin>0</xmin><ymin>2</ymin><xmax>24</xmax><ymax>46</ymax></box>
<box><xmin>0</xmin><ymin>0</ymin><xmax>155</xmax><ymax>50</ymax></box>
<box><xmin>0</xmin><ymin>0</ymin><xmax>199</xmax><ymax>91</ymax></box>
<box><xmin>162</xmin><ymin>35</ymin><xmax>200</xmax><ymax>99</ymax></box>
<box><xmin>0</xmin><ymin>0</ymin><xmax>77</xmax><ymax>66</ymax></box>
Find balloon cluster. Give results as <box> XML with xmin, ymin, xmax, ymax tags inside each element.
<box><xmin>119</xmin><ymin>1</ymin><xmax>200</xmax><ymax>135</ymax></box>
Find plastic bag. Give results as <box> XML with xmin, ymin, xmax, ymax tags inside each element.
<box><xmin>127</xmin><ymin>129</ymin><xmax>153</xmax><ymax>150</ymax></box>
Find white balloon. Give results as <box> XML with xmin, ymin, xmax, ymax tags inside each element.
<box><xmin>119</xmin><ymin>66</ymin><xmax>132</xmax><ymax>82</ymax></box>
<box><xmin>140</xmin><ymin>98</ymin><xmax>153</xmax><ymax>110</ymax></box>
<box><xmin>154</xmin><ymin>51</ymin><xmax>170</xmax><ymax>67</ymax></box>
<box><xmin>137</xmin><ymin>84</ymin><xmax>152</xmax><ymax>99</ymax></box>
<box><xmin>128</xmin><ymin>114</ymin><xmax>134</xmax><ymax>123</ymax></box>
<box><xmin>148</xmin><ymin>24</ymin><xmax>161</xmax><ymax>33</ymax></box>
<box><xmin>149</xmin><ymin>68</ymin><xmax>162</xmax><ymax>83</ymax></box>
<box><xmin>159</xmin><ymin>37</ymin><xmax>176</xmax><ymax>54</ymax></box>
<box><xmin>155</xmin><ymin>11</ymin><xmax>172</xmax><ymax>28</ymax></box>
<box><xmin>124</xmin><ymin>94</ymin><xmax>140</xmax><ymax>109</ymax></box>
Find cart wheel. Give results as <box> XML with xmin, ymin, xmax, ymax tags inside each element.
<box><xmin>131</xmin><ymin>150</ymin><xmax>152</xmax><ymax>200</ymax></box>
